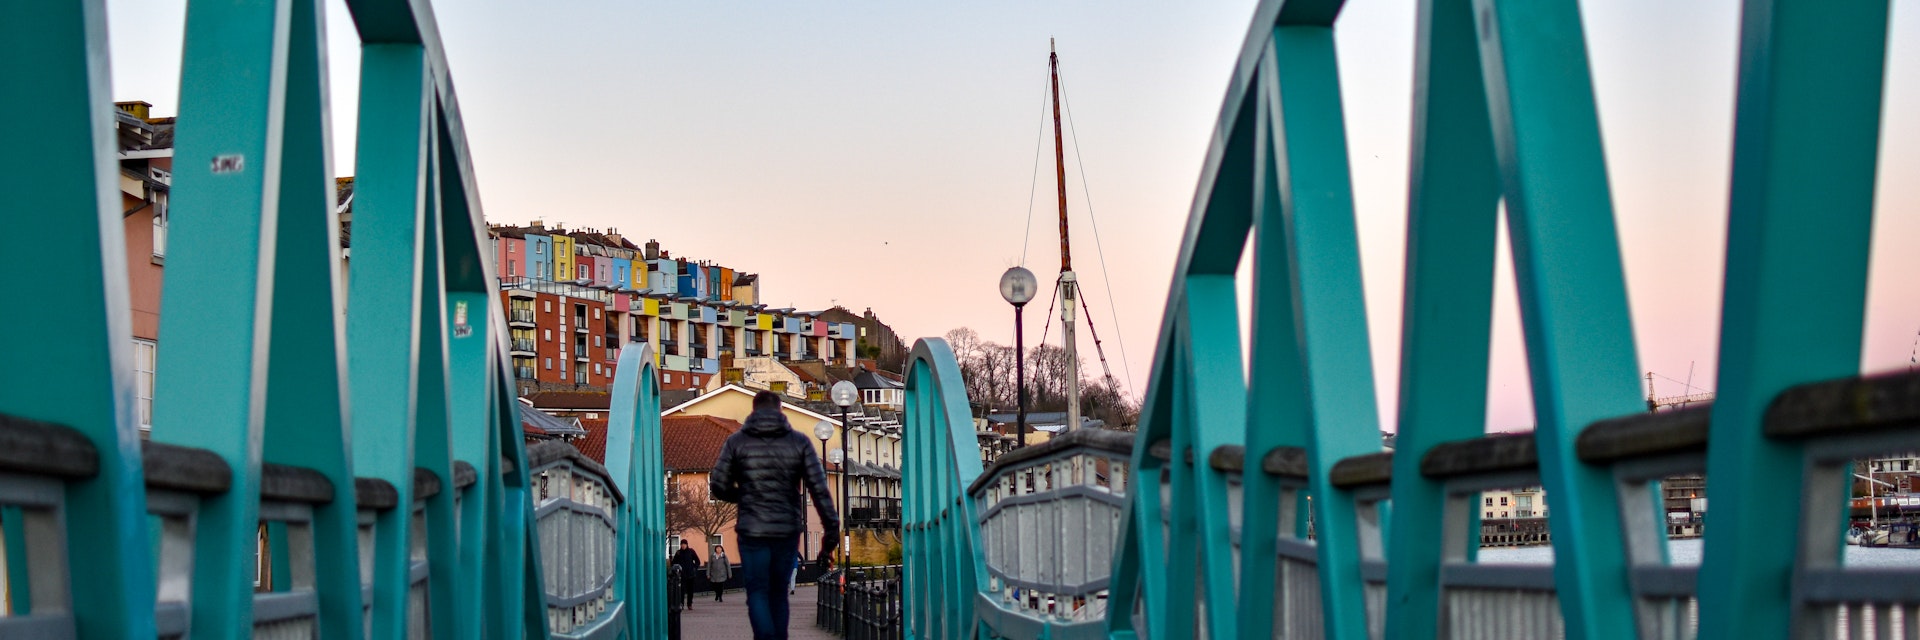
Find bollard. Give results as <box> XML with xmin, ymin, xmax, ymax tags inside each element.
<box><xmin>668</xmin><ymin>565</ymin><xmax>683</xmax><ymax>640</ymax></box>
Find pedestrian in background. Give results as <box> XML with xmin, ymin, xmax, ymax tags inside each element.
<box><xmin>711</xmin><ymin>390</ymin><xmax>840</xmax><ymax>640</ymax></box>
<box><xmin>672</xmin><ymin>539</ymin><xmax>702</xmax><ymax>610</ymax></box>
<box><xmin>709</xmin><ymin>546</ymin><xmax>733</xmax><ymax>602</ymax></box>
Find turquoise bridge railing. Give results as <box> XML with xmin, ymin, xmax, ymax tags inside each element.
<box><xmin>902</xmin><ymin>0</ymin><xmax>1909</xmax><ymax>639</ymax></box>
<box><xmin>0</xmin><ymin>0</ymin><xmax>665</xmax><ymax>638</ymax></box>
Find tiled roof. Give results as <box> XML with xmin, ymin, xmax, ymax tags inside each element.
<box><xmin>660</xmin><ymin>389</ymin><xmax>702</xmax><ymax>411</ymax></box>
<box><xmin>527</xmin><ymin>391</ymin><xmax>612</xmax><ymax>411</ymax></box>
<box><xmin>661</xmin><ymin>415</ymin><xmax>741</xmax><ymax>472</ymax></box>
<box><xmin>576</xmin><ymin>419</ymin><xmax>609</xmax><ymax>463</ymax></box>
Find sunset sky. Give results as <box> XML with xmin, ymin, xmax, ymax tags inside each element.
<box><xmin>107</xmin><ymin>0</ymin><xmax>1918</xmax><ymax>432</ymax></box>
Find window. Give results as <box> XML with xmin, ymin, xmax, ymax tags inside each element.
<box><xmin>1484</xmin><ymin>497</ymin><xmax>1493</xmax><ymax>506</ymax></box>
<box><xmin>544</xmin><ymin>300</ymin><xmax>552</xmax><ymax>312</ymax></box>
<box><xmin>536</xmin><ymin>244</ymin><xmax>544</xmax><ymax>254</ymax></box>
<box><xmin>594</xmin><ymin>364</ymin><xmax>602</xmax><ymax>374</ymax></box>
<box><xmin>594</xmin><ymin>335</ymin><xmax>601</xmax><ymax>347</ymax></box>
<box><xmin>545</xmin><ymin>357</ymin><xmax>553</xmax><ymax>370</ymax></box>
<box><xmin>1485</xmin><ymin>511</ymin><xmax>1494</xmax><ymax>519</ymax></box>
<box><xmin>1499</xmin><ymin>497</ymin><xmax>1508</xmax><ymax>506</ymax></box>
<box><xmin>593</xmin><ymin>308</ymin><xmax>601</xmax><ymax>320</ymax></box>
<box><xmin>132</xmin><ymin>339</ymin><xmax>156</xmax><ymax>430</ymax></box>
<box><xmin>509</xmin><ymin>243</ymin><xmax>516</xmax><ymax>253</ymax></box>
<box><xmin>1501</xmin><ymin>511</ymin><xmax>1508</xmax><ymax>518</ymax></box>
<box><xmin>151</xmin><ymin>192</ymin><xmax>169</xmax><ymax>258</ymax></box>
<box><xmin>663</xmin><ymin>373</ymin><xmax>671</xmax><ymax>383</ymax></box>
<box><xmin>544</xmin><ymin>329</ymin><xmax>552</xmax><ymax>341</ymax></box>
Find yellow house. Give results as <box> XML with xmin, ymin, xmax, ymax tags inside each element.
<box><xmin>553</xmin><ymin>234</ymin><xmax>577</xmax><ymax>281</ymax></box>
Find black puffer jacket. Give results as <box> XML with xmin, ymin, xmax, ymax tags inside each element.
<box><xmin>710</xmin><ymin>409</ymin><xmax>840</xmax><ymax>539</ymax></box>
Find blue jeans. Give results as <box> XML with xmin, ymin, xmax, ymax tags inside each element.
<box><xmin>739</xmin><ymin>534</ymin><xmax>800</xmax><ymax>640</ymax></box>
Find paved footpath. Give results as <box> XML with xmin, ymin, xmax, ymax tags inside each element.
<box><xmin>679</xmin><ymin>585</ymin><xmax>837</xmax><ymax>639</ymax></box>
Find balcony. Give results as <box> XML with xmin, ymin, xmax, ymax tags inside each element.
<box><xmin>575</xmin><ymin>352</ymin><xmax>589</xmax><ymax>363</ymax></box>
<box><xmin>514</xmin><ymin>366</ymin><xmax>537</xmax><ymax>380</ymax></box>
<box><xmin>509</xmin><ymin>309</ymin><xmax>536</xmax><ymax>326</ymax></box>
<box><xmin>511</xmin><ymin>340</ymin><xmax>537</xmax><ymax>355</ymax></box>
<box><xmin>847</xmin><ymin>496</ymin><xmax>902</xmax><ymax>529</ymax></box>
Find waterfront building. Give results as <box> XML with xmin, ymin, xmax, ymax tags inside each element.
<box><xmin>115</xmin><ymin>102</ymin><xmax>171</xmax><ymax>432</ymax></box>
<box><xmin>487</xmin><ymin>221</ymin><xmax>871</xmax><ymax>396</ymax></box>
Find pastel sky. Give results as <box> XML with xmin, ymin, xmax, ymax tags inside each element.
<box><xmin>107</xmin><ymin>0</ymin><xmax>1918</xmax><ymax>432</ymax></box>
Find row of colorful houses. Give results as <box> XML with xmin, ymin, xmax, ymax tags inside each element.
<box><xmin>490</xmin><ymin>223</ymin><xmax>757</xmax><ymax>303</ymax></box>
<box><xmin>489</xmin><ymin>221</ymin><xmax>871</xmax><ymax>395</ymax></box>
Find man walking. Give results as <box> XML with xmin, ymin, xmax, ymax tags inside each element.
<box><xmin>708</xmin><ymin>546</ymin><xmax>732</xmax><ymax>602</ymax></box>
<box><xmin>711</xmin><ymin>391</ymin><xmax>840</xmax><ymax>640</ymax></box>
<box><xmin>672</xmin><ymin>540</ymin><xmax>702</xmax><ymax>610</ymax></box>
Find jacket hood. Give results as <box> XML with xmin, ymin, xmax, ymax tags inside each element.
<box><xmin>742</xmin><ymin>408</ymin><xmax>792</xmax><ymax>437</ymax></box>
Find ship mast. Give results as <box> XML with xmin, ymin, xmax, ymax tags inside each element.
<box><xmin>1050</xmin><ymin>39</ymin><xmax>1082</xmax><ymax>432</ymax></box>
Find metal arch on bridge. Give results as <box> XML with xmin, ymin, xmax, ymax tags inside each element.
<box><xmin>901</xmin><ymin>1</ymin><xmax>1906</xmax><ymax>640</ymax></box>
<box><xmin>0</xmin><ymin>0</ymin><xmax>666</xmax><ymax>639</ymax></box>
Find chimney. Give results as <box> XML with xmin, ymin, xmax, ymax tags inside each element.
<box><xmin>646</xmin><ymin>239</ymin><xmax>660</xmax><ymax>260</ymax></box>
<box><xmin>529</xmin><ymin>219</ymin><xmax>544</xmax><ymax>229</ymax></box>
<box><xmin>115</xmin><ymin>101</ymin><xmax>152</xmax><ymax>120</ymax></box>
<box><xmin>607</xmin><ymin>227</ymin><xmax>623</xmax><ymax>245</ymax></box>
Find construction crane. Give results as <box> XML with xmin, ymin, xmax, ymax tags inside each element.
<box><xmin>1645</xmin><ymin>370</ymin><xmax>1714</xmax><ymax>412</ymax></box>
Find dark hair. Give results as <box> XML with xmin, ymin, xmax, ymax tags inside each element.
<box><xmin>680</xmin><ymin>540</ymin><xmax>690</xmax><ymax>547</ymax></box>
<box><xmin>753</xmin><ymin>390</ymin><xmax>781</xmax><ymax>411</ymax></box>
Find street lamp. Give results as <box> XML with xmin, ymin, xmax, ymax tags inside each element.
<box><xmin>830</xmin><ymin>380</ymin><xmax>858</xmax><ymax>636</ymax></box>
<box><xmin>999</xmin><ymin>267</ymin><xmax>1037</xmax><ymax>448</ymax></box>
<box><xmin>812</xmin><ymin>420</ymin><xmax>834</xmax><ymax>559</ymax></box>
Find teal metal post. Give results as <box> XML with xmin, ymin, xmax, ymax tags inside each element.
<box><xmin>411</xmin><ymin>140</ymin><xmax>464</xmax><ymax>640</ymax></box>
<box><xmin>0</xmin><ymin>1</ymin><xmax>157</xmax><ymax>636</ymax></box>
<box><xmin>259</xmin><ymin>0</ymin><xmax>365</xmax><ymax>636</ymax></box>
<box><xmin>438</xmin><ymin>104</ymin><xmax>507</xmax><ymax>640</ymax></box>
<box><xmin>901</xmin><ymin>339</ymin><xmax>986</xmax><ymax>640</ymax></box>
<box><xmin>1697</xmin><ymin>1</ymin><xmax>1889</xmax><ymax>637</ymax></box>
<box><xmin>153</xmin><ymin>0</ymin><xmax>306</xmax><ymax>634</ymax></box>
<box><xmin>1472</xmin><ymin>0</ymin><xmax>1642</xmax><ymax>636</ymax></box>
<box><xmin>1256</xmin><ymin>15</ymin><xmax>1387</xmax><ymax>638</ymax></box>
<box><xmin>347</xmin><ymin>40</ymin><xmax>433</xmax><ymax>640</ymax></box>
<box><xmin>488</xmin><ymin>316</ymin><xmax>548</xmax><ymax>640</ymax></box>
<box><xmin>1175</xmin><ymin>278</ymin><xmax>1248</xmax><ymax>640</ymax></box>
<box><xmin>607</xmin><ymin>344</ymin><xmax>666</xmax><ymax>639</ymax></box>
<box><xmin>1382</xmin><ymin>0</ymin><xmax>1500</xmax><ymax>636</ymax></box>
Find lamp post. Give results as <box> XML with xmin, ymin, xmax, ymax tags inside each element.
<box><xmin>829</xmin><ymin>380</ymin><xmax>859</xmax><ymax>635</ymax></box>
<box><xmin>999</xmin><ymin>267</ymin><xmax>1037</xmax><ymax>448</ymax></box>
<box><xmin>812</xmin><ymin>421</ymin><xmax>834</xmax><ymax>560</ymax></box>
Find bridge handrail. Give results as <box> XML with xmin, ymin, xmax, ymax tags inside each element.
<box><xmin>970</xmin><ymin>426</ymin><xmax>1133</xmax><ymax>625</ymax></box>
<box><xmin>2</xmin><ymin>0</ymin><xmax>666</xmax><ymax>636</ymax></box>
<box><xmin>900</xmin><ymin>338</ymin><xmax>988</xmax><ymax>640</ymax></box>
<box><xmin>1071</xmin><ymin>0</ymin><xmax>1903</xmax><ymax>638</ymax></box>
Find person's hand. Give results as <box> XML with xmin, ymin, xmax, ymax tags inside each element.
<box><xmin>816</xmin><ymin>547</ymin><xmax>835</xmax><ymax>567</ymax></box>
<box><xmin>821</xmin><ymin>525</ymin><xmax>841</xmax><ymax>556</ymax></box>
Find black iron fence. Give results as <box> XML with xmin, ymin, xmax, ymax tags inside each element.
<box><xmin>816</xmin><ymin>565</ymin><xmax>903</xmax><ymax>640</ymax></box>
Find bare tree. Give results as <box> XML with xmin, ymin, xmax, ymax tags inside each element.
<box><xmin>665</xmin><ymin>479</ymin><xmax>738</xmax><ymax>547</ymax></box>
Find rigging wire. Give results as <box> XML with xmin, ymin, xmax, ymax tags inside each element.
<box><xmin>1020</xmin><ymin>71</ymin><xmax>1052</xmax><ymax>267</ymax></box>
<box><xmin>1651</xmin><ymin>371</ymin><xmax>1710</xmax><ymax>395</ymax></box>
<box><xmin>1079</xmin><ymin>295</ymin><xmax>1123</xmax><ymax>394</ymax></box>
<box><xmin>1037</xmin><ymin>280</ymin><xmax>1061</xmax><ymax>352</ymax></box>
<box><xmin>1056</xmin><ymin>64</ymin><xmax>1138</xmax><ymax>401</ymax></box>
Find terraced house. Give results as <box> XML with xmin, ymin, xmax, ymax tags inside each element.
<box><xmin>490</xmin><ymin>222</ymin><xmax>860</xmax><ymax>395</ymax></box>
